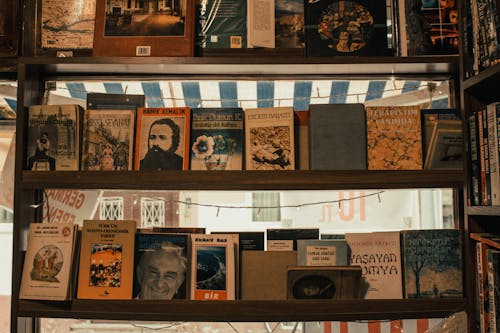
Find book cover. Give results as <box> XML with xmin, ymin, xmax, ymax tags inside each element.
<box><xmin>267</xmin><ymin>228</ymin><xmax>319</xmax><ymax>251</ymax></box>
<box><xmin>152</xmin><ymin>227</ymin><xmax>206</xmax><ymax>234</ymax></box>
<box><xmin>345</xmin><ymin>231</ymin><xmax>402</xmax><ymax>299</ymax></box>
<box><xmin>247</xmin><ymin>0</ymin><xmax>275</xmax><ymax>48</ymax></box>
<box><xmin>190</xmin><ymin>107</ymin><xmax>244</xmax><ymax>170</ymax></box>
<box><xmin>19</xmin><ymin>223</ymin><xmax>78</xmax><ymax>300</ymax></box>
<box><xmin>366</xmin><ymin>105</ymin><xmax>423</xmax><ymax>170</ymax></box>
<box><xmin>41</xmin><ymin>0</ymin><xmax>96</xmax><ymax>50</ymax></box>
<box><xmin>244</xmin><ymin>107</ymin><xmax>295</xmax><ymax>170</ymax></box>
<box><xmin>305</xmin><ymin>0</ymin><xmax>389</xmax><ymax>56</ymax></box>
<box><xmin>134</xmin><ymin>232</ymin><xmax>189</xmax><ymax>299</ymax></box>
<box><xmin>135</xmin><ymin>107</ymin><xmax>191</xmax><ymax>171</ymax></box>
<box><xmin>76</xmin><ymin>220</ymin><xmax>136</xmax><ymax>300</ymax></box>
<box><xmin>240</xmin><ymin>251</ymin><xmax>297</xmax><ymax>300</ymax></box>
<box><xmin>420</xmin><ymin>108</ymin><xmax>461</xmax><ymax>157</ymax></box>
<box><xmin>190</xmin><ymin>233</ymin><xmax>237</xmax><ymax>300</ymax></box>
<box><xmin>294</xmin><ymin>110</ymin><xmax>309</xmax><ymax>170</ymax></box>
<box><xmin>26</xmin><ymin>104</ymin><xmax>82</xmax><ymax>171</ymax></box>
<box><xmin>399</xmin><ymin>0</ymin><xmax>459</xmax><ymax>56</ymax></box>
<box><xmin>401</xmin><ymin>229</ymin><xmax>463</xmax><ymax>299</ymax></box>
<box><xmin>198</xmin><ymin>0</ymin><xmax>246</xmax><ymax>48</ymax></box>
<box><xmin>308</xmin><ymin>103</ymin><xmax>366</xmax><ymax>170</ymax></box>
<box><xmin>81</xmin><ymin>109</ymin><xmax>136</xmax><ymax>171</ymax></box>
<box><xmin>424</xmin><ymin>119</ymin><xmax>463</xmax><ymax>170</ymax></box>
<box><xmin>86</xmin><ymin>93</ymin><xmax>145</xmax><ymax>111</ymax></box>
<box><xmin>286</xmin><ymin>266</ymin><xmax>362</xmax><ymax>299</ymax></box>
<box><xmin>212</xmin><ymin>231</ymin><xmax>265</xmax><ymax>251</ymax></box>
<box><xmin>297</xmin><ymin>239</ymin><xmax>349</xmax><ymax>266</ymax></box>
<box><xmin>275</xmin><ymin>0</ymin><xmax>305</xmax><ymax>49</ymax></box>
<box><xmin>92</xmin><ymin>0</ymin><xmax>195</xmax><ymax>56</ymax></box>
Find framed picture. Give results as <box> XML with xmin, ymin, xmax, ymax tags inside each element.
<box><xmin>93</xmin><ymin>0</ymin><xmax>195</xmax><ymax>57</ymax></box>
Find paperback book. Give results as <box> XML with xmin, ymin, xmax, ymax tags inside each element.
<box><xmin>190</xmin><ymin>107</ymin><xmax>244</xmax><ymax>170</ymax></box>
<box><xmin>275</xmin><ymin>0</ymin><xmax>305</xmax><ymax>49</ymax></box>
<box><xmin>424</xmin><ymin>119</ymin><xmax>463</xmax><ymax>170</ymax></box>
<box><xmin>26</xmin><ymin>104</ymin><xmax>83</xmax><ymax>171</ymax></box>
<box><xmin>135</xmin><ymin>107</ymin><xmax>191</xmax><ymax>171</ymax></box>
<box><xmin>296</xmin><ymin>239</ymin><xmax>349</xmax><ymax>266</ymax></box>
<box><xmin>267</xmin><ymin>228</ymin><xmax>319</xmax><ymax>251</ymax></box>
<box><xmin>86</xmin><ymin>93</ymin><xmax>145</xmax><ymax>111</ymax></box>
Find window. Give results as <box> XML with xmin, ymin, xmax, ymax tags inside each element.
<box><xmin>141</xmin><ymin>197</ymin><xmax>165</xmax><ymax>228</ymax></box>
<box><xmin>99</xmin><ymin>197</ymin><xmax>124</xmax><ymax>220</ymax></box>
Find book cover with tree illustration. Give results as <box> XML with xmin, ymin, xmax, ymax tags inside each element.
<box><xmin>366</xmin><ymin>105</ymin><xmax>423</xmax><ymax>170</ymax></box>
<box><xmin>401</xmin><ymin>229</ymin><xmax>463</xmax><ymax>299</ymax></box>
<box><xmin>244</xmin><ymin>107</ymin><xmax>295</xmax><ymax>170</ymax></box>
<box><xmin>190</xmin><ymin>108</ymin><xmax>243</xmax><ymax>170</ymax></box>
<box><xmin>81</xmin><ymin>109</ymin><xmax>135</xmax><ymax>171</ymax></box>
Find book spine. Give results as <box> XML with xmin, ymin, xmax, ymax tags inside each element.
<box><xmin>487</xmin><ymin>103</ymin><xmax>500</xmax><ymax>205</ymax></box>
<box><xmin>478</xmin><ymin>110</ymin><xmax>488</xmax><ymax>205</ymax></box>
<box><xmin>488</xmin><ymin>250</ymin><xmax>498</xmax><ymax>332</ymax></box>
<box><xmin>477</xmin><ymin>241</ymin><xmax>490</xmax><ymax>333</ymax></box>
<box><xmin>469</xmin><ymin>113</ymin><xmax>481</xmax><ymax>206</ymax></box>
<box><xmin>482</xmin><ymin>108</ymin><xmax>492</xmax><ymax>205</ymax></box>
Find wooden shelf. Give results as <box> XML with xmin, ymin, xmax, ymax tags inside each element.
<box><xmin>462</xmin><ymin>63</ymin><xmax>500</xmax><ymax>104</ymax></box>
<box><xmin>20</xmin><ymin>170</ymin><xmax>464</xmax><ymax>191</ymax></box>
<box><xmin>17</xmin><ymin>298</ymin><xmax>466</xmax><ymax>322</ymax></box>
<box><xmin>18</xmin><ymin>56</ymin><xmax>458</xmax><ymax>77</ymax></box>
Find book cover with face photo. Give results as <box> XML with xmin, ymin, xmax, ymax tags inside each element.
<box><xmin>135</xmin><ymin>107</ymin><xmax>191</xmax><ymax>171</ymax></box>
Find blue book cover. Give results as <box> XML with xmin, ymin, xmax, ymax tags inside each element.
<box><xmin>401</xmin><ymin>229</ymin><xmax>463</xmax><ymax>298</ymax></box>
<box><xmin>190</xmin><ymin>108</ymin><xmax>244</xmax><ymax>170</ymax></box>
<box><xmin>133</xmin><ymin>232</ymin><xmax>189</xmax><ymax>300</ymax></box>
<box><xmin>297</xmin><ymin>239</ymin><xmax>349</xmax><ymax>266</ymax></box>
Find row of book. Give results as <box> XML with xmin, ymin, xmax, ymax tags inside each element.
<box><xmin>471</xmin><ymin>233</ymin><xmax>500</xmax><ymax>333</ymax></box>
<box><xmin>467</xmin><ymin>102</ymin><xmax>500</xmax><ymax>206</ymax></box>
<box><xmin>41</xmin><ymin>0</ymin><xmax>458</xmax><ymax>58</ymax></box>
<box><xmin>19</xmin><ymin>222</ymin><xmax>463</xmax><ymax>302</ymax></box>
<box><xmin>25</xmin><ymin>93</ymin><xmax>463</xmax><ymax>172</ymax></box>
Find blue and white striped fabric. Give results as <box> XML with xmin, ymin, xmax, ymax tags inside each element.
<box><xmin>53</xmin><ymin>79</ymin><xmax>449</xmax><ymax>110</ymax></box>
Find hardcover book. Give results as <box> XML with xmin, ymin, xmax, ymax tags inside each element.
<box><xmin>267</xmin><ymin>228</ymin><xmax>319</xmax><ymax>251</ymax></box>
<box><xmin>275</xmin><ymin>0</ymin><xmax>305</xmax><ymax>49</ymax></box>
<box><xmin>366</xmin><ymin>105</ymin><xmax>423</xmax><ymax>170</ymax></box>
<box><xmin>135</xmin><ymin>107</ymin><xmax>191</xmax><ymax>171</ymax></box>
<box><xmin>244</xmin><ymin>107</ymin><xmax>295</xmax><ymax>170</ymax></box>
<box><xmin>240</xmin><ymin>250</ymin><xmax>297</xmax><ymax>300</ymax></box>
<box><xmin>296</xmin><ymin>239</ymin><xmax>349</xmax><ymax>266</ymax></box>
<box><xmin>190</xmin><ymin>107</ymin><xmax>244</xmax><ymax>170</ymax></box>
<box><xmin>468</xmin><ymin>112</ymin><xmax>481</xmax><ymax>206</ymax></box>
<box><xmin>26</xmin><ymin>104</ymin><xmax>82</xmax><ymax>171</ymax></box>
<box><xmin>420</xmin><ymin>108</ymin><xmax>461</xmax><ymax>157</ymax></box>
<box><xmin>345</xmin><ymin>231</ymin><xmax>403</xmax><ymax>299</ymax></box>
<box><xmin>134</xmin><ymin>232</ymin><xmax>190</xmax><ymax>299</ymax></box>
<box><xmin>487</xmin><ymin>102</ymin><xmax>500</xmax><ymax>205</ymax></box>
<box><xmin>286</xmin><ymin>266</ymin><xmax>362</xmax><ymax>299</ymax></box>
<box><xmin>41</xmin><ymin>0</ymin><xmax>96</xmax><ymax>50</ymax></box>
<box><xmin>305</xmin><ymin>0</ymin><xmax>389</xmax><ymax>56</ymax></box>
<box><xmin>19</xmin><ymin>223</ymin><xmax>78</xmax><ymax>300</ymax></box>
<box><xmin>190</xmin><ymin>233</ymin><xmax>237</xmax><ymax>300</ymax></box>
<box><xmin>401</xmin><ymin>229</ymin><xmax>463</xmax><ymax>299</ymax></box>
<box><xmin>93</xmin><ymin>0</ymin><xmax>195</xmax><ymax>56</ymax></box>
<box><xmin>308</xmin><ymin>103</ymin><xmax>366</xmax><ymax>170</ymax></box>
<box><xmin>81</xmin><ymin>109</ymin><xmax>136</xmax><ymax>171</ymax></box>
<box><xmin>77</xmin><ymin>220</ymin><xmax>136</xmax><ymax>300</ymax></box>
<box><xmin>423</xmin><ymin>119</ymin><xmax>463</xmax><ymax>170</ymax></box>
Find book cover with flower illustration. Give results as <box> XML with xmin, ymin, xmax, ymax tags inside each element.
<box><xmin>366</xmin><ymin>105</ymin><xmax>423</xmax><ymax>170</ymax></box>
<box><xmin>244</xmin><ymin>107</ymin><xmax>295</xmax><ymax>170</ymax></box>
<box><xmin>190</xmin><ymin>108</ymin><xmax>244</xmax><ymax>170</ymax></box>
<box><xmin>304</xmin><ymin>0</ymin><xmax>390</xmax><ymax>56</ymax></box>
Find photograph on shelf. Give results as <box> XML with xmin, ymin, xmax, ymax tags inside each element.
<box><xmin>93</xmin><ymin>0</ymin><xmax>195</xmax><ymax>56</ymax></box>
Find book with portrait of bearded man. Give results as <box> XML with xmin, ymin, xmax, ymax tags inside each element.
<box><xmin>135</xmin><ymin>107</ymin><xmax>191</xmax><ymax>171</ymax></box>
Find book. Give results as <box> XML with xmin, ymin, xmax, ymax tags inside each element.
<box><xmin>308</xmin><ymin>103</ymin><xmax>366</xmax><ymax>170</ymax></box>
<box><xmin>81</xmin><ymin>109</ymin><xmax>136</xmax><ymax>171</ymax></box>
<box><xmin>478</xmin><ymin>108</ymin><xmax>492</xmax><ymax>205</ymax></box>
<box><xmin>26</xmin><ymin>104</ymin><xmax>83</xmax><ymax>171</ymax></box>
<box><xmin>86</xmin><ymin>93</ymin><xmax>145</xmax><ymax>111</ymax></box>
<box><xmin>40</xmin><ymin>0</ymin><xmax>96</xmax><ymax>50</ymax></box>
<box><xmin>286</xmin><ymin>266</ymin><xmax>362</xmax><ymax>299</ymax></box>
<box><xmin>152</xmin><ymin>227</ymin><xmax>206</xmax><ymax>234</ymax></box>
<box><xmin>296</xmin><ymin>239</ymin><xmax>349</xmax><ymax>266</ymax></box>
<box><xmin>275</xmin><ymin>0</ymin><xmax>305</xmax><ymax>49</ymax></box>
<box><xmin>398</xmin><ymin>0</ymin><xmax>459</xmax><ymax>56</ymax></box>
<box><xmin>190</xmin><ymin>233</ymin><xmax>237</xmax><ymax>300</ymax></box>
<box><xmin>240</xmin><ymin>251</ymin><xmax>297</xmax><ymax>300</ymax></box>
<box><xmin>476</xmin><ymin>240</ymin><xmax>491</xmax><ymax>333</ymax></box>
<box><xmin>487</xmin><ymin>102</ymin><xmax>500</xmax><ymax>205</ymax></box>
<box><xmin>76</xmin><ymin>220</ymin><xmax>136</xmax><ymax>299</ymax></box>
<box><xmin>423</xmin><ymin>119</ymin><xmax>463</xmax><ymax>170</ymax></box>
<box><xmin>294</xmin><ymin>110</ymin><xmax>309</xmax><ymax>170</ymax></box>
<box><xmin>244</xmin><ymin>107</ymin><xmax>295</xmax><ymax>170</ymax></box>
<box><xmin>134</xmin><ymin>232</ymin><xmax>190</xmax><ymax>299</ymax></box>
<box><xmin>401</xmin><ymin>229</ymin><xmax>463</xmax><ymax>299</ymax></box>
<box><xmin>190</xmin><ymin>107</ymin><xmax>244</xmax><ymax>170</ymax></box>
<box><xmin>489</xmin><ymin>249</ymin><xmax>500</xmax><ymax>332</ymax></box>
<box><xmin>267</xmin><ymin>228</ymin><xmax>319</xmax><ymax>251</ymax></box>
<box><xmin>345</xmin><ymin>231</ymin><xmax>403</xmax><ymax>299</ymax></box>
<box><xmin>135</xmin><ymin>107</ymin><xmax>191</xmax><ymax>171</ymax></box>
<box><xmin>366</xmin><ymin>105</ymin><xmax>423</xmax><ymax>170</ymax></box>
<box><xmin>420</xmin><ymin>108</ymin><xmax>461</xmax><ymax>157</ymax></box>
<box><xmin>468</xmin><ymin>112</ymin><xmax>481</xmax><ymax>205</ymax></box>
<box><xmin>198</xmin><ymin>0</ymin><xmax>247</xmax><ymax>49</ymax></box>
<box><xmin>211</xmin><ymin>231</ymin><xmax>265</xmax><ymax>251</ymax></box>
<box><xmin>92</xmin><ymin>0</ymin><xmax>195</xmax><ymax>56</ymax></box>
<box><xmin>19</xmin><ymin>223</ymin><xmax>78</xmax><ymax>300</ymax></box>
<box><xmin>304</xmin><ymin>0</ymin><xmax>389</xmax><ymax>56</ymax></box>
<box><xmin>247</xmin><ymin>0</ymin><xmax>275</xmax><ymax>48</ymax></box>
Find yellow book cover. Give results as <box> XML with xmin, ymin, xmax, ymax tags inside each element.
<box><xmin>77</xmin><ymin>220</ymin><xmax>136</xmax><ymax>299</ymax></box>
<box><xmin>366</xmin><ymin>105</ymin><xmax>422</xmax><ymax>170</ymax></box>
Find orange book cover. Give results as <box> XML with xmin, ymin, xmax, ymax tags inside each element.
<box><xmin>76</xmin><ymin>220</ymin><xmax>136</xmax><ymax>300</ymax></box>
<box><xmin>134</xmin><ymin>107</ymin><xmax>191</xmax><ymax>171</ymax></box>
<box><xmin>366</xmin><ymin>105</ymin><xmax>422</xmax><ymax>170</ymax></box>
